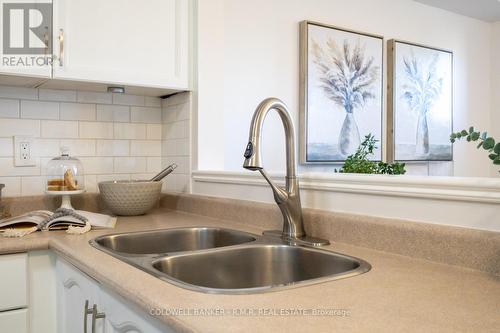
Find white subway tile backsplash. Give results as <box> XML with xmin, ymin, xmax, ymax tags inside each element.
<box><xmin>162</xmin><ymin>122</ymin><xmax>175</xmax><ymax>140</ymax></box>
<box><xmin>0</xmin><ymin>119</ymin><xmax>40</xmax><ymax>137</ymax></box>
<box><xmin>60</xmin><ymin>139</ymin><xmax>96</xmax><ymax>156</ymax></box>
<box><xmin>177</xmin><ymin>120</ymin><xmax>189</xmax><ymax>139</ymax></box>
<box><xmin>77</xmin><ymin>91</ymin><xmax>112</xmax><ymax>104</ymax></box>
<box><xmin>79</xmin><ymin>122</ymin><xmax>113</xmax><ymax>139</ymax></box>
<box><xmin>163</xmin><ymin>120</ymin><xmax>189</xmax><ymax>140</ymax></box>
<box><xmin>176</xmin><ymin>102</ymin><xmax>190</xmax><ymax>121</ymax></box>
<box><xmin>96</xmin><ymin>105</ymin><xmax>129</xmax><ymax>122</ymax></box>
<box><xmin>0</xmin><ymin>176</ymin><xmax>21</xmax><ymax>196</ymax></box>
<box><xmin>0</xmin><ymin>138</ymin><xmax>13</xmax><ymax>156</ymax></box>
<box><xmin>41</xmin><ymin>120</ymin><xmax>78</xmax><ymax>138</ymax></box>
<box><xmin>60</xmin><ymin>103</ymin><xmax>96</xmax><ymax>121</ymax></box>
<box><xmin>162</xmin><ymin>107</ymin><xmax>176</xmax><ymax>123</ymax></box>
<box><xmin>21</xmin><ymin>176</ymin><xmax>45</xmax><ymax>196</ymax></box>
<box><xmin>147</xmin><ymin>124</ymin><xmax>162</xmax><ymax>140</ymax></box>
<box><xmin>130</xmin><ymin>107</ymin><xmax>161</xmax><ymax>123</ymax></box>
<box><xmin>0</xmin><ymin>157</ymin><xmax>40</xmax><ymax>176</ymax></box>
<box><xmin>113</xmin><ymin>157</ymin><xmax>147</xmax><ymax>174</ymax></box>
<box><xmin>21</xmin><ymin>100</ymin><xmax>59</xmax><ymax>120</ymax></box>
<box><xmin>163</xmin><ymin>139</ymin><xmax>189</xmax><ymax>157</ymax></box>
<box><xmin>163</xmin><ymin>140</ymin><xmax>175</xmax><ymax>157</ymax></box>
<box><xmin>39</xmin><ymin>89</ymin><xmax>77</xmax><ymax>102</ymax></box>
<box><xmin>0</xmin><ymin>86</ymin><xmax>37</xmax><ymax>100</ymax></box>
<box><xmin>96</xmin><ymin>140</ymin><xmax>129</xmax><ymax>156</ymax></box>
<box><xmin>174</xmin><ymin>174</ymin><xmax>189</xmax><ymax>192</ymax></box>
<box><xmin>112</xmin><ymin>93</ymin><xmax>144</xmax><ymax>106</ymax></box>
<box><xmin>131</xmin><ymin>173</ymin><xmax>155</xmax><ymax>181</ymax></box>
<box><xmin>84</xmin><ymin>174</ymin><xmax>97</xmax><ymax>193</ymax></box>
<box><xmin>160</xmin><ymin>92</ymin><xmax>191</xmax><ymax>194</ymax></box>
<box><xmin>96</xmin><ymin>174</ymin><xmax>130</xmax><ymax>183</ymax></box>
<box><xmin>130</xmin><ymin>140</ymin><xmax>161</xmax><ymax>156</ymax></box>
<box><xmin>34</xmin><ymin>139</ymin><xmax>60</xmax><ymax>157</ymax></box>
<box><xmin>170</xmin><ymin>156</ymin><xmax>189</xmax><ymax>174</ymax></box>
<box><xmin>145</xmin><ymin>96</ymin><xmax>162</xmax><ymax>107</ymax></box>
<box><xmin>177</xmin><ymin>138</ymin><xmax>190</xmax><ymax>156</ymax></box>
<box><xmin>146</xmin><ymin>157</ymin><xmax>162</xmax><ymax>173</ymax></box>
<box><xmin>162</xmin><ymin>171</ymin><xmax>175</xmax><ymax>191</ymax></box>
<box><xmin>114</xmin><ymin>123</ymin><xmax>146</xmax><ymax>139</ymax></box>
<box><xmin>0</xmin><ymin>98</ymin><xmax>20</xmax><ymax>118</ymax></box>
<box><xmin>0</xmin><ymin>86</ymin><xmax>191</xmax><ymax>196</ymax></box>
<box><xmin>39</xmin><ymin>157</ymin><xmax>52</xmax><ymax>176</ymax></box>
<box><xmin>79</xmin><ymin>157</ymin><xmax>114</xmax><ymax>174</ymax></box>
<box><xmin>162</xmin><ymin>93</ymin><xmax>189</xmax><ymax>107</ymax></box>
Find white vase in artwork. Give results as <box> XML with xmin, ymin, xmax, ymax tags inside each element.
<box><xmin>339</xmin><ymin>112</ymin><xmax>361</xmax><ymax>156</ymax></box>
<box><xmin>415</xmin><ymin>111</ymin><xmax>430</xmax><ymax>157</ymax></box>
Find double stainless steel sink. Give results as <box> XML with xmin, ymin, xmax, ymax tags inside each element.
<box><xmin>90</xmin><ymin>227</ymin><xmax>370</xmax><ymax>294</ymax></box>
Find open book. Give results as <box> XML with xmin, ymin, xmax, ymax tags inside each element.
<box><xmin>0</xmin><ymin>210</ymin><xmax>116</xmax><ymax>232</ymax></box>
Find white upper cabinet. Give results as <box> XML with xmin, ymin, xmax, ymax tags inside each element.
<box><xmin>0</xmin><ymin>0</ymin><xmax>190</xmax><ymax>91</ymax></box>
<box><xmin>52</xmin><ymin>0</ymin><xmax>189</xmax><ymax>90</ymax></box>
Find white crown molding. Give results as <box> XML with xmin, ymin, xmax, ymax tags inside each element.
<box><xmin>192</xmin><ymin>170</ymin><xmax>500</xmax><ymax>204</ymax></box>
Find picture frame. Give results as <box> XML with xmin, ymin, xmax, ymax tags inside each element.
<box><xmin>387</xmin><ymin>39</ymin><xmax>453</xmax><ymax>162</ymax></box>
<box><xmin>299</xmin><ymin>20</ymin><xmax>384</xmax><ymax>163</ymax></box>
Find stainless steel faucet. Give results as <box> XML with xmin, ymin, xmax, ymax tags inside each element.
<box><xmin>243</xmin><ymin>98</ymin><xmax>329</xmax><ymax>246</ymax></box>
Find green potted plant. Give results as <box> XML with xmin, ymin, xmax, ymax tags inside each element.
<box><xmin>336</xmin><ymin>134</ymin><xmax>406</xmax><ymax>175</ymax></box>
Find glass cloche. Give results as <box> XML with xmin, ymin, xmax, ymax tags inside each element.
<box><xmin>46</xmin><ymin>147</ymin><xmax>84</xmax><ymax>192</ymax></box>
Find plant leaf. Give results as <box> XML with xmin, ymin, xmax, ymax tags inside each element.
<box><xmin>494</xmin><ymin>143</ymin><xmax>500</xmax><ymax>154</ymax></box>
<box><xmin>483</xmin><ymin>137</ymin><xmax>495</xmax><ymax>150</ymax></box>
<box><xmin>494</xmin><ymin>156</ymin><xmax>500</xmax><ymax>165</ymax></box>
<box><xmin>477</xmin><ymin>141</ymin><xmax>483</xmax><ymax>149</ymax></box>
<box><xmin>461</xmin><ymin>130</ymin><xmax>468</xmax><ymax>136</ymax></box>
<box><xmin>469</xmin><ymin>126</ymin><xmax>474</xmax><ymax>134</ymax></box>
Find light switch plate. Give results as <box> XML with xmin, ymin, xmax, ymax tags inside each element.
<box><xmin>14</xmin><ymin>136</ymin><xmax>36</xmax><ymax>166</ymax></box>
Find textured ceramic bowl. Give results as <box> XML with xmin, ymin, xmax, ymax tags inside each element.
<box><xmin>98</xmin><ymin>180</ymin><xmax>162</xmax><ymax>216</ymax></box>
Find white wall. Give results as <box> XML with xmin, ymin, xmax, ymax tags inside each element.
<box><xmin>192</xmin><ymin>0</ymin><xmax>500</xmax><ymax>231</ymax></box>
<box><xmin>196</xmin><ymin>0</ymin><xmax>494</xmax><ymax>177</ymax></box>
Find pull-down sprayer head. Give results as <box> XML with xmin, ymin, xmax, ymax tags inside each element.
<box><xmin>242</xmin><ymin>98</ymin><xmax>296</xmax><ymax>178</ymax></box>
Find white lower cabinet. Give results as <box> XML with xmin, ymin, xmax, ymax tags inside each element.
<box><xmin>56</xmin><ymin>258</ymin><xmax>103</xmax><ymax>333</ymax></box>
<box><xmin>0</xmin><ymin>308</ymin><xmax>28</xmax><ymax>333</ymax></box>
<box><xmin>101</xmin><ymin>288</ymin><xmax>174</xmax><ymax>333</ymax></box>
<box><xmin>0</xmin><ymin>253</ymin><xmax>28</xmax><ymax>311</ymax></box>
<box><xmin>56</xmin><ymin>256</ymin><xmax>172</xmax><ymax>333</ymax></box>
<box><xmin>0</xmin><ymin>253</ymin><xmax>28</xmax><ymax>332</ymax></box>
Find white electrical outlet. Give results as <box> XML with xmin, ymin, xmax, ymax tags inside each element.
<box><xmin>14</xmin><ymin>136</ymin><xmax>36</xmax><ymax>166</ymax></box>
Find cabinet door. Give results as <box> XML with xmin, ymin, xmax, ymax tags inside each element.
<box><xmin>0</xmin><ymin>0</ymin><xmax>52</xmax><ymax>78</ymax></box>
<box><xmin>52</xmin><ymin>0</ymin><xmax>189</xmax><ymax>89</ymax></box>
<box><xmin>0</xmin><ymin>253</ymin><xmax>27</xmax><ymax>311</ymax></box>
<box><xmin>56</xmin><ymin>258</ymin><xmax>104</xmax><ymax>333</ymax></box>
<box><xmin>0</xmin><ymin>309</ymin><xmax>28</xmax><ymax>333</ymax></box>
<box><xmin>100</xmin><ymin>288</ymin><xmax>173</xmax><ymax>333</ymax></box>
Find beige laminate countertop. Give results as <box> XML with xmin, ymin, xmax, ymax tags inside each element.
<box><xmin>1</xmin><ymin>208</ymin><xmax>499</xmax><ymax>333</ymax></box>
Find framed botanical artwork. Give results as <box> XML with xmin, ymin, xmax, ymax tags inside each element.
<box><xmin>387</xmin><ymin>39</ymin><xmax>453</xmax><ymax>161</ymax></box>
<box><xmin>299</xmin><ymin>21</ymin><xmax>384</xmax><ymax>163</ymax></box>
